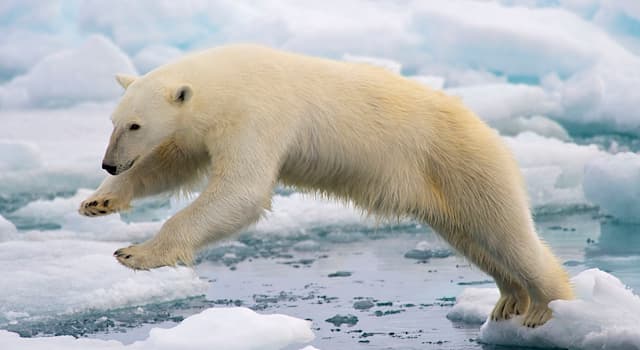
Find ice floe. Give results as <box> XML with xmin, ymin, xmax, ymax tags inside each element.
<box><xmin>0</xmin><ymin>307</ymin><xmax>315</xmax><ymax>350</ymax></box>
<box><xmin>448</xmin><ymin>269</ymin><xmax>640</xmax><ymax>349</ymax></box>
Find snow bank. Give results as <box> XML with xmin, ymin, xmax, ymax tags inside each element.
<box><xmin>133</xmin><ymin>45</ymin><xmax>183</xmax><ymax>74</ymax></box>
<box><xmin>0</xmin><ymin>307</ymin><xmax>315</xmax><ymax>350</ymax></box>
<box><xmin>0</xmin><ymin>35</ymin><xmax>136</xmax><ymax>108</ymax></box>
<box><xmin>0</xmin><ymin>239</ymin><xmax>206</xmax><ymax>322</ymax></box>
<box><xmin>447</xmin><ymin>269</ymin><xmax>640</xmax><ymax>349</ymax></box>
<box><xmin>584</xmin><ymin>152</ymin><xmax>640</xmax><ymax>223</ymax></box>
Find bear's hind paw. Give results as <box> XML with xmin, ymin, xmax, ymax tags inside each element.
<box><xmin>522</xmin><ymin>303</ymin><xmax>552</xmax><ymax>328</ymax></box>
<box><xmin>490</xmin><ymin>293</ymin><xmax>529</xmax><ymax>321</ymax></box>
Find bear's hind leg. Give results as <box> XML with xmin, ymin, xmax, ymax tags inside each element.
<box><xmin>436</xmin><ymin>229</ymin><xmax>530</xmax><ymax>322</ymax></box>
<box><xmin>470</xmin><ymin>226</ymin><xmax>573</xmax><ymax>327</ymax></box>
<box><xmin>518</xmin><ymin>243</ymin><xmax>574</xmax><ymax>327</ymax></box>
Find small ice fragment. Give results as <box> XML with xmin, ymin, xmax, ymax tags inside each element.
<box><xmin>373</xmin><ymin>310</ymin><xmax>404</xmax><ymax>317</ymax></box>
<box><xmin>353</xmin><ymin>300</ymin><xmax>374</xmax><ymax>310</ymax></box>
<box><xmin>457</xmin><ymin>280</ymin><xmax>494</xmax><ymax>286</ymax></box>
<box><xmin>404</xmin><ymin>241</ymin><xmax>453</xmax><ymax>260</ymax></box>
<box><xmin>328</xmin><ymin>271</ymin><xmax>352</xmax><ymax>278</ymax></box>
<box><xmin>292</xmin><ymin>240</ymin><xmax>321</xmax><ymax>252</ymax></box>
<box><xmin>325</xmin><ymin>314</ymin><xmax>358</xmax><ymax>327</ymax></box>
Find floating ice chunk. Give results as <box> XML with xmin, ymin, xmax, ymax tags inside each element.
<box><xmin>496</xmin><ymin>115</ymin><xmax>570</xmax><ymax>141</ymax></box>
<box><xmin>133</xmin><ymin>45</ymin><xmax>183</xmax><ymax>74</ymax></box>
<box><xmin>411</xmin><ymin>1</ymin><xmax>632</xmax><ymax>77</ymax></box>
<box><xmin>0</xmin><ymin>215</ymin><xmax>17</xmax><ymax>241</ymax></box>
<box><xmin>404</xmin><ymin>240</ymin><xmax>453</xmax><ymax>260</ymax></box>
<box><xmin>254</xmin><ymin>193</ymin><xmax>368</xmax><ymax>234</ymax></box>
<box><xmin>410</xmin><ymin>75</ymin><xmax>445</xmax><ymax>90</ymax></box>
<box><xmin>559</xmin><ymin>60</ymin><xmax>640</xmax><ymax>135</ymax></box>
<box><xmin>446</xmin><ymin>288</ymin><xmax>500</xmax><ymax>324</ymax></box>
<box><xmin>0</xmin><ymin>307</ymin><xmax>315</xmax><ymax>350</ymax></box>
<box><xmin>504</xmin><ymin>132</ymin><xmax>606</xmax><ymax>209</ymax></box>
<box><xmin>0</xmin><ymin>35</ymin><xmax>136</xmax><ymax>108</ymax></box>
<box><xmin>342</xmin><ymin>54</ymin><xmax>402</xmax><ymax>74</ymax></box>
<box><xmin>0</xmin><ymin>30</ymin><xmax>68</xmax><ymax>81</ymax></box>
<box><xmin>447</xmin><ymin>83</ymin><xmax>560</xmax><ymax>126</ymax></box>
<box><xmin>448</xmin><ymin>269</ymin><xmax>640</xmax><ymax>349</ymax></box>
<box><xmin>0</xmin><ymin>239</ymin><xmax>206</xmax><ymax>323</ymax></box>
<box><xmin>0</xmin><ymin>140</ymin><xmax>42</xmax><ymax>171</ymax></box>
<box><xmin>137</xmin><ymin>307</ymin><xmax>314</xmax><ymax>350</ymax></box>
<box><xmin>584</xmin><ymin>152</ymin><xmax>640</xmax><ymax>223</ymax></box>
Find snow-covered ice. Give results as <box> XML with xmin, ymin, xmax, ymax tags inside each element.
<box><xmin>0</xmin><ymin>239</ymin><xmax>206</xmax><ymax>324</ymax></box>
<box><xmin>1</xmin><ymin>1</ymin><xmax>640</xmax><ymax>348</ymax></box>
<box><xmin>0</xmin><ymin>307</ymin><xmax>315</xmax><ymax>350</ymax></box>
<box><xmin>448</xmin><ymin>269</ymin><xmax>640</xmax><ymax>349</ymax></box>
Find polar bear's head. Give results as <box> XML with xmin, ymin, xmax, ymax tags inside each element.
<box><xmin>102</xmin><ymin>73</ymin><xmax>193</xmax><ymax>175</ymax></box>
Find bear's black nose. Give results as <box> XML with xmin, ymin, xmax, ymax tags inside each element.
<box><xmin>102</xmin><ymin>163</ymin><xmax>117</xmax><ymax>175</ymax></box>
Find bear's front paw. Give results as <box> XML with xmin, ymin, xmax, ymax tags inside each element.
<box><xmin>79</xmin><ymin>193</ymin><xmax>129</xmax><ymax>217</ymax></box>
<box><xmin>114</xmin><ymin>244</ymin><xmax>192</xmax><ymax>270</ymax></box>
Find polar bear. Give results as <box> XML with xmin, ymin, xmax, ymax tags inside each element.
<box><xmin>79</xmin><ymin>44</ymin><xmax>573</xmax><ymax>327</ymax></box>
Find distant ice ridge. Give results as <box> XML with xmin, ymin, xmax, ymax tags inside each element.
<box><xmin>0</xmin><ymin>35</ymin><xmax>136</xmax><ymax>108</ymax></box>
<box><xmin>1</xmin><ymin>1</ymin><xmax>640</xmax><ymax>134</ymax></box>
<box><xmin>448</xmin><ymin>269</ymin><xmax>640</xmax><ymax>349</ymax></box>
<box><xmin>0</xmin><ymin>307</ymin><xmax>315</xmax><ymax>350</ymax></box>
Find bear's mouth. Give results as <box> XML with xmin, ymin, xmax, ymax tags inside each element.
<box><xmin>118</xmin><ymin>157</ymin><xmax>138</xmax><ymax>174</ymax></box>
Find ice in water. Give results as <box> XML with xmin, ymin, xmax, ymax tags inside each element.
<box><xmin>449</xmin><ymin>269</ymin><xmax>640</xmax><ymax>349</ymax></box>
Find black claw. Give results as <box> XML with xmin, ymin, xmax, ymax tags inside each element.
<box><xmin>99</xmin><ymin>210</ymin><xmax>107</xmax><ymax>214</ymax></box>
<box><xmin>84</xmin><ymin>203</ymin><xmax>89</xmax><ymax>208</ymax></box>
<box><xmin>103</xmin><ymin>199</ymin><xmax>110</xmax><ymax>206</ymax></box>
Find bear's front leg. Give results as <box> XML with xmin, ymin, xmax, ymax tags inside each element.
<box><xmin>113</xmin><ymin>152</ymin><xmax>277</xmax><ymax>270</ymax></box>
<box><xmin>79</xmin><ymin>176</ymin><xmax>133</xmax><ymax>217</ymax></box>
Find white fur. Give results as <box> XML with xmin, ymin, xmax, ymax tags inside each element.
<box><xmin>79</xmin><ymin>45</ymin><xmax>573</xmax><ymax>327</ymax></box>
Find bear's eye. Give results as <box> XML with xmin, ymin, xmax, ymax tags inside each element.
<box><xmin>129</xmin><ymin>124</ymin><xmax>140</xmax><ymax>131</ymax></box>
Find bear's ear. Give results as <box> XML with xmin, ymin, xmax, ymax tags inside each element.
<box><xmin>171</xmin><ymin>85</ymin><xmax>193</xmax><ymax>105</ymax></box>
<box><xmin>115</xmin><ymin>74</ymin><xmax>137</xmax><ymax>90</ymax></box>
